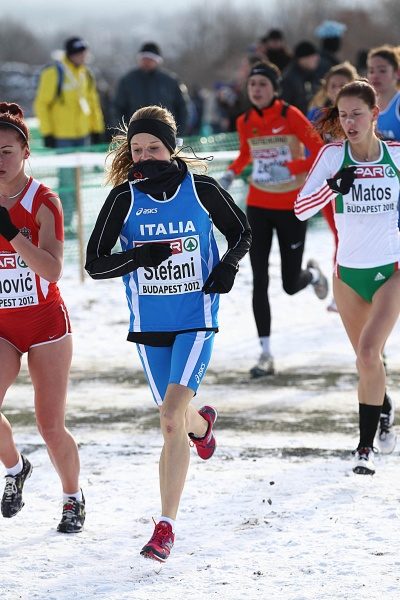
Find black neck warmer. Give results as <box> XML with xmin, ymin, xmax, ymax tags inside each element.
<box><xmin>128</xmin><ymin>157</ymin><xmax>188</xmax><ymax>197</ymax></box>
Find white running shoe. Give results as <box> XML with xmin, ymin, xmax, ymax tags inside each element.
<box><xmin>375</xmin><ymin>395</ymin><xmax>396</xmax><ymax>454</ymax></box>
<box><xmin>327</xmin><ymin>297</ymin><xmax>338</xmax><ymax>313</ymax></box>
<box><xmin>353</xmin><ymin>447</ymin><xmax>375</xmax><ymax>475</ymax></box>
<box><xmin>307</xmin><ymin>259</ymin><xmax>329</xmax><ymax>300</ymax></box>
<box><xmin>250</xmin><ymin>352</ymin><xmax>274</xmax><ymax>379</ymax></box>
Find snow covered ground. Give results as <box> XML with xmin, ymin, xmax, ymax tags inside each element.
<box><xmin>1</xmin><ymin>224</ymin><xmax>400</xmax><ymax>600</ymax></box>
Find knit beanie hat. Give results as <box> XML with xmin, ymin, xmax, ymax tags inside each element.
<box><xmin>294</xmin><ymin>41</ymin><xmax>318</xmax><ymax>59</ymax></box>
<box><xmin>65</xmin><ymin>37</ymin><xmax>88</xmax><ymax>56</ymax></box>
<box><xmin>137</xmin><ymin>42</ymin><xmax>163</xmax><ymax>64</ymax></box>
<box><xmin>248</xmin><ymin>61</ymin><xmax>281</xmax><ymax>90</ymax></box>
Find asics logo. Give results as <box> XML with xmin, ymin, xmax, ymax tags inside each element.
<box><xmin>136</xmin><ymin>208</ymin><xmax>158</xmax><ymax>216</ymax></box>
<box><xmin>195</xmin><ymin>362</ymin><xmax>206</xmax><ymax>384</ymax></box>
<box><xmin>290</xmin><ymin>241</ymin><xmax>303</xmax><ymax>250</ymax></box>
<box><xmin>272</xmin><ymin>126</ymin><xmax>284</xmax><ymax>134</ymax></box>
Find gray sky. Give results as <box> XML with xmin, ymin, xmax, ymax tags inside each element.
<box><xmin>0</xmin><ymin>0</ymin><xmax>375</xmax><ymax>42</ymax></box>
<box><xmin>1</xmin><ymin>0</ymin><xmax>370</xmax><ymax>30</ymax></box>
<box><xmin>0</xmin><ymin>0</ymin><xmax>283</xmax><ymax>46</ymax></box>
<box><xmin>2</xmin><ymin>0</ymin><xmax>269</xmax><ymax>26</ymax></box>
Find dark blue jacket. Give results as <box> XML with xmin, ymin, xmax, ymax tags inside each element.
<box><xmin>113</xmin><ymin>67</ymin><xmax>189</xmax><ymax>135</ymax></box>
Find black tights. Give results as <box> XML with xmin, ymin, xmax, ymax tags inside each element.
<box><xmin>247</xmin><ymin>206</ymin><xmax>312</xmax><ymax>337</ymax></box>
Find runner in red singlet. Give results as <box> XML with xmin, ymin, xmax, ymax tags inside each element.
<box><xmin>0</xmin><ymin>102</ymin><xmax>84</xmax><ymax>532</ymax></box>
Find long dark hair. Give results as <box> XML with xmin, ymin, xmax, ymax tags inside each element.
<box><xmin>316</xmin><ymin>79</ymin><xmax>377</xmax><ymax>140</ymax></box>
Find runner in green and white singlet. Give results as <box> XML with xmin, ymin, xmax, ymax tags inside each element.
<box><xmin>295</xmin><ymin>80</ymin><xmax>400</xmax><ymax>474</ymax></box>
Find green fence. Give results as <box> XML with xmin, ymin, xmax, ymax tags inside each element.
<box><xmin>27</xmin><ymin>128</ymin><xmax>322</xmax><ymax>280</ymax></box>
<box><xmin>27</xmin><ymin>133</ymin><xmax>246</xmax><ymax>279</ymax></box>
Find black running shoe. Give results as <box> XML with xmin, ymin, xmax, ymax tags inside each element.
<box><xmin>1</xmin><ymin>455</ymin><xmax>33</xmax><ymax>518</ymax></box>
<box><xmin>57</xmin><ymin>492</ymin><xmax>86</xmax><ymax>533</ymax></box>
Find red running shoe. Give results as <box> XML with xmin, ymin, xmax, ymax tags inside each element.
<box><xmin>140</xmin><ymin>520</ymin><xmax>175</xmax><ymax>562</ymax></box>
<box><xmin>189</xmin><ymin>405</ymin><xmax>218</xmax><ymax>460</ymax></box>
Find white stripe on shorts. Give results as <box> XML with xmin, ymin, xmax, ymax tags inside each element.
<box><xmin>138</xmin><ymin>344</ymin><xmax>163</xmax><ymax>405</ymax></box>
<box><xmin>180</xmin><ymin>330</ymin><xmax>210</xmax><ymax>387</ymax></box>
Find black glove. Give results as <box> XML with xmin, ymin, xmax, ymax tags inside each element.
<box><xmin>202</xmin><ymin>262</ymin><xmax>238</xmax><ymax>294</ymax></box>
<box><xmin>327</xmin><ymin>166</ymin><xmax>357</xmax><ymax>195</ymax></box>
<box><xmin>90</xmin><ymin>133</ymin><xmax>102</xmax><ymax>145</ymax></box>
<box><xmin>0</xmin><ymin>206</ymin><xmax>19</xmax><ymax>241</ymax></box>
<box><xmin>135</xmin><ymin>242</ymin><xmax>172</xmax><ymax>267</ymax></box>
<box><xmin>44</xmin><ymin>135</ymin><xmax>55</xmax><ymax>148</ymax></box>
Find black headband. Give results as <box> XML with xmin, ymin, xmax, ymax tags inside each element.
<box><xmin>0</xmin><ymin>120</ymin><xmax>28</xmax><ymax>142</ymax></box>
<box><xmin>248</xmin><ymin>64</ymin><xmax>280</xmax><ymax>91</ymax></box>
<box><xmin>127</xmin><ymin>118</ymin><xmax>176</xmax><ymax>153</ymax></box>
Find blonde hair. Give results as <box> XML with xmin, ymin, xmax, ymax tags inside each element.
<box><xmin>309</xmin><ymin>61</ymin><xmax>358</xmax><ymax>110</ymax></box>
<box><xmin>105</xmin><ymin>105</ymin><xmax>207</xmax><ymax>187</ymax></box>
<box><xmin>105</xmin><ymin>106</ymin><xmax>176</xmax><ymax>187</ymax></box>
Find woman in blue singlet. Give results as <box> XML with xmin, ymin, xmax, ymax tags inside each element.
<box><xmin>367</xmin><ymin>45</ymin><xmax>400</xmax><ymax>142</ymax></box>
<box><xmin>86</xmin><ymin>105</ymin><xmax>251</xmax><ymax>563</ymax></box>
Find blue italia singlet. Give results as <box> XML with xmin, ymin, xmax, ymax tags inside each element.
<box><xmin>120</xmin><ymin>173</ymin><xmax>220</xmax><ymax>333</ymax></box>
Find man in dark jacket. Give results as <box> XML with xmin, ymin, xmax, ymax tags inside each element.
<box><xmin>113</xmin><ymin>42</ymin><xmax>189</xmax><ymax>135</ymax></box>
<box><xmin>257</xmin><ymin>29</ymin><xmax>292</xmax><ymax>72</ymax></box>
<box><xmin>281</xmin><ymin>40</ymin><xmax>324</xmax><ymax>115</ymax></box>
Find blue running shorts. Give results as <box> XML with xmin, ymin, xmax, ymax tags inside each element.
<box><xmin>137</xmin><ymin>330</ymin><xmax>215</xmax><ymax>406</ymax></box>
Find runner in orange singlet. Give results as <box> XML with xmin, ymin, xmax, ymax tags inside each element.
<box><xmin>219</xmin><ymin>61</ymin><xmax>326</xmax><ymax>377</ymax></box>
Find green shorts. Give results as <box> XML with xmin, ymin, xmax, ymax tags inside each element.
<box><xmin>337</xmin><ymin>262</ymin><xmax>398</xmax><ymax>303</ymax></box>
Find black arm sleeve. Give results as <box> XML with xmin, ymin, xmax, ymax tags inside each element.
<box><xmin>193</xmin><ymin>175</ymin><xmax>252</xmax><ymax>268</ymax></box>
<box><xmin>85</xmin><ymin>184</ymin><xmax>141</xmax><ymax>279</ymax></box>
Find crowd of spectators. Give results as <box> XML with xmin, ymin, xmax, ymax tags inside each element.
<box><xmin>2</xmin><ymin>20</ymin><xmax>399</xmax><ymax>142</ymax></box>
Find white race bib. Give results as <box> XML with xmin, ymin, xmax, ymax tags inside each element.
<box><xmin>344</xmin><ymin>164</ymin><xmax>399</xmax><ymax>216</ymax></box>
<box><xmin>0</xmin><ymin>253</ymin><xmax>38</xmax><ymax>309</ymax></box>
<box><xmin>137</xmin><ymin>236</ymin><xmax>203</xmax><ymax>295</ymax></box>
<box><xmin>252</xmin><ymin>145</ymin><xmax>293</xmax><ymax>184</ymax></box>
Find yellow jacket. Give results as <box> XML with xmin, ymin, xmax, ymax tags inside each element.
<box><xmin>34</xmin><ymin>56</ymin><xmax>105</xmax><ymax>139</ymax></box>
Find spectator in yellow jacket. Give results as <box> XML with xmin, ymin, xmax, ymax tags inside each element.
<box><xmin>34</xmin><ymin>37</ymin><xmax>105</xmax><ymax>230</ymax></box>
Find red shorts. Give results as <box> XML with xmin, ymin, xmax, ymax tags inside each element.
<box><xmin>0</xmin><ymin>299</ymin><xmax>71</xmax><ymax>354</ymax></box>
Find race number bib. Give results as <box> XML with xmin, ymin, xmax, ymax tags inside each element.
<box><xmin>0</xmin><ymin>253</ymin><xmax>38</xmax><ymax>309</ymax></box>
<box><xmin>247</xmin><ymin>135</ymin><xmax>306</xmax><ymax>193</ymax></box>
<box><xmin>137</xmin><ymin>236</ymin><xmax>203</xmax><ymax>295</ymax></box>
<box><xmin>252</xmin><ymin>144</ymin><xmax>293</xmax><ymax>184</ymax></box>
<box><xmin>343</xmin><ymin>164</ymin><xmax>399</xmax><ymax>216</ymax></box>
